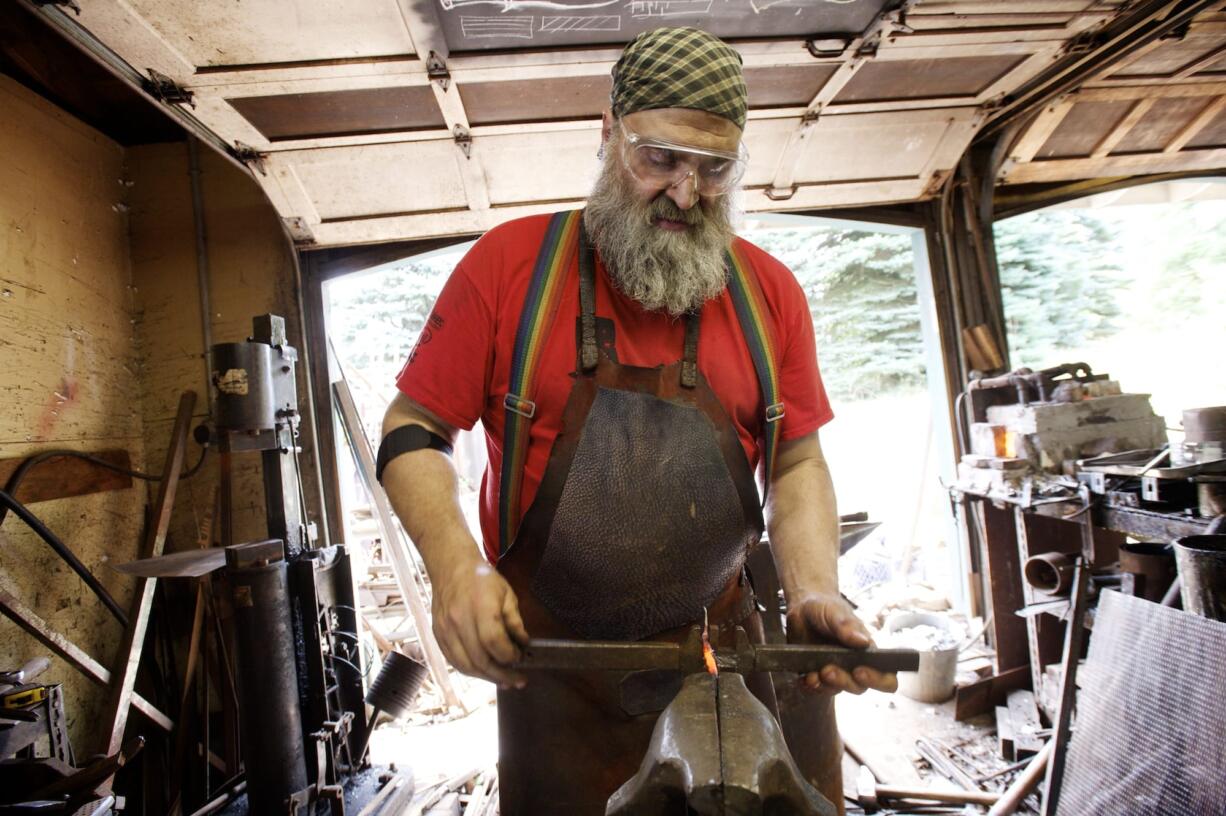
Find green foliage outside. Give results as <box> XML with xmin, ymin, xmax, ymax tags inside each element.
<box><xmin>328</xmin><ymin>256</ymin><xmax>455</xmax><ymax>380</ymax></box>
<box><xmin>328</xmin><ymin>204</ymin><xmax>1215</xmax><ymax>407</ymax></box>
<box><xmin>993</xmin><ymin>211</ymin><xmax>1124</xmax><ymax>369</ymax></box>
<box><xmin>746</xmin><ymin>228</ymin><xmax>925</xmax><ymax>401</ymax></box>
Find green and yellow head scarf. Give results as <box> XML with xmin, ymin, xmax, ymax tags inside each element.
<box><xmin>611</xmin><ymin>27</ymin><xmax>748</xmax><ymax>129</ymax></box>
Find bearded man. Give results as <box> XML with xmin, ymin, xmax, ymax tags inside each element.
<box><xmin>378</xmin><ymin>27</ymin><xmax>896</xmax><ymax>815</ymax></box>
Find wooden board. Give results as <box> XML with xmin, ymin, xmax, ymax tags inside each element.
<box><xmin>954</xmin><ymin>665</ymin><xmax>1031</xmax><ymax>722</ymax></box>
<box><xmin>0</xmin><ymin>449</ymin><xmax>133</xmax><ymax>504</ymax></box>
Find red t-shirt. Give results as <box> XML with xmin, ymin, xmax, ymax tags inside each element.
<box><xmin>396</xmin><ymin>213</ymin><xmax>833</xmax><ymax>562</ymax></box>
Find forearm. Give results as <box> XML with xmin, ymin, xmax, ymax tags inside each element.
<box><xmin>765</xmin><ymin>434</ymin><xmax>840</xmax><ymax>599</ymax></box>
<box><xmin>380</xmin><ymin>395</ymin><xmax>484</xmax><ymax>585</ymax></box>
<box><xmin>380</xmin><ymin>393</ymin><xmax>528</xmax><ymax>684</ymax></box>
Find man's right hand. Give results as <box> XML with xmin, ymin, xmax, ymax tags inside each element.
<box><xmin>432</xmin><ymin>557</ymin><xmax>530</xmax><ymax>689</ymax></box>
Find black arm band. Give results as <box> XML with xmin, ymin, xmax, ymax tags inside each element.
<box><xmin>376</xmin><ymin>424</ymin><xmax>454</xmax><ymax>483</ymax></box>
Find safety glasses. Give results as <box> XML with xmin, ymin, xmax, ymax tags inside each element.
<box><xmin>619</xmin><ymin>120</ymin><xmax>747</xmax><ymax>197</ymax></box>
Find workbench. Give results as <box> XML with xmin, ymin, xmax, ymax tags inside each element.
<box><xmin>953</xmin><ymin>485</ymin><xmax>1212</xmax><ymax>717</ymax></box>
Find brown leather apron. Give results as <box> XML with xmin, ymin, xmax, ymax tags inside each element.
<box><xmin>495</xmin><ymin>227</ymin><xmax>841</xmax><ymax>815</ymax></box>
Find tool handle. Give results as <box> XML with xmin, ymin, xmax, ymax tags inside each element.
<box><xmin>750</xmin><ymin>644</ymin><xmax>920</xmax><ymax>674</ymax></box>
<box><xmin>21</xmin><ymin>656</ymin><xmax>51</xmax><ymax>683</ymax></box>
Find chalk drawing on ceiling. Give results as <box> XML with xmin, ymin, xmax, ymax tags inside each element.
<box><xmin>625</xmin><ymin>0</ymin><xmax>713</xmax><ymax>18</ymax></box>
<box><xmin>539</xmin><ymin>14</ymin><xmax>623</xmax><ymax>31</ymax></box>
<box><xmin>443</xmin><ymin>0</ymin><xmax>619</xmax><ymax>10</ymax></box>
<box><xmin>460</xmin><ymin>14</ymin><xmax>536</xmax><ymax>37</ymax></box>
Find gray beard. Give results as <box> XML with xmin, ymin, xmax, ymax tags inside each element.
<box><xmin>583</xmin><ymin>146</ymin><xmax>740</xmax><ymax>316</ymax></box>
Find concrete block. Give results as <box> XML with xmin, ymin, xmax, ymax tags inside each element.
<box><xmin>987</xmin><ymin>393</ymin><xmax>1159</xmax><ymax>435</ymax></box>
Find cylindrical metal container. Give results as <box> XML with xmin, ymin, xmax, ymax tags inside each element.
<box><xmin>1023</xmin><ymin>552</ymin><xmax>1076</xmax><ymax>596</ymax></box>
<box><xmin>227</xmin><ymin>559</ymin><xmax>308</xmax><ymax>812</ymax></box>
<box><xmin>1119</xmin><ymin>542</ymin><xmax>1177</xmax><ymax>603</ymax></box>
<box><xmin>1184</xmin><ymin>407</ymin><xmax>1226</xmax><ymax>443</ymax></box>
<box><xmin>211</xmin><ymin>342</ymin><xmax>275</xmax><ymax>430</ymax></box>
<box><xmin>1174</xmin><ymin>534</ymin><xmax>1226</xmax><ymax>622</ymax></box>
<box><xmin>367</xmin><ymin>651</ymin><xmax>429</xmax><ymax>720</ymax></box>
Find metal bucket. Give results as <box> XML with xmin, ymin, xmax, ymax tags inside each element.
<box><xmin>885</xmin><ymin>612</ymin><xmax>959</xmax><ymax>703</ymax></box>
<box><xmin>1119</xmin><ymin>542</ymin><xmax>1177</xmax><ymax>603</ymax></box>
<box><xmin>1173</xmin><ymin>535</ymin><xmax>1226</xmax><ymax>621</ymax></box>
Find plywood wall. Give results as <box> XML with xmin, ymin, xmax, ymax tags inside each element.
<box><xmin>0</xmin><ymin>75</ymin><xmax>319</xmax><ymax>755</ymax></box>
<box><xmin>0</xmin><ymin>75</ymin><xmax>147</xmax><ymax>751</ymax></box>
<box><xmin>126</xmin><ymin>141</ymin><xmax>316</xmax><ymax>553</ymax></box>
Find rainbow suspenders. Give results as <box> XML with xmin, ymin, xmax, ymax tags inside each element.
<box><xmin>497</xmin><ymin>210</ymin><xmax>783</xmax><ymax>558</ymax></box>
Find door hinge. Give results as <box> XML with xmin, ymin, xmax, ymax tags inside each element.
<box><xmin>453</xmin><ymin>125</ymin><xmax>472</xmax><ymax>159</ymax></box>
<box><xmin>427</xmin><ymin>52</ymin><xmax>451</xmax><ymax>92</ymax></box>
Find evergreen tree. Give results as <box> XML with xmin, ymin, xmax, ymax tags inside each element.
<box><xmin>994</xmin><ymin>211</ymin><xmax>1123</xmax><ymax>368</ymax></box>
<box><xmin>748</xmin><ymin>228</ymin><xmax>925</xmax><ymax>401</ymax></box>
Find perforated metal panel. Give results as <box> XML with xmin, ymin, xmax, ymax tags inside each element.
<box><xmin>1057</xmin><ymin>591</ymin><xmax>1226</xmax><ymax>815</ymax></box>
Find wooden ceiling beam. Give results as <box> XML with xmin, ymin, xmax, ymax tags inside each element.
<box><xmin>1007</xmin><ymin>98</ymin><xmax>1075</xmax><ymax>164</ymax></box>
<box><xmin>1174</xmin><ymin>42</ymin><xmax>1226</xmax><ymax>79</ymax></box>
<box><xmin>1005</xmin><ymin>146</ymin><xmax>1226</xmax><ymax>183</ymax></box>
<box><xmin>1091</xmin><ymin>97</ymin><xmax>1156</xmax><ymax>157</ymax></box>
<box><xmin>1077</xmin><ymin>81</ymin><xmax>1226</xmax><ymax>100</ymax></box>
<box><xmin>1163</xmin><ymin>94</ymin><xmax>1226</xmax><ymax>152</ymax></box>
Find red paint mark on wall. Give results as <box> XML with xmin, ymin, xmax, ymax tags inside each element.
<box><xmin>35</xmin><ymin>376</ymin><xmax>78</xmax><ymax>440</ymax></box>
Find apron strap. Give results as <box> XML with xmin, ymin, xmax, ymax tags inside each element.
<box><xmin>577</xmin><ymin>223</ymin><xmax>599</xmax><ymax>373</ymax></box>
<box><xmin>681</xmin><ymin>311</ymin><xmax>700</xmax><ymax>389</ymax></box>
<box><xmin>578</xmin><ymin>225</ymin><xmax>702</xmax><ymax>388</ymax></box>
<box><xmin>499</xmin><ymin>209</ymin><xmax>583</xmax><ymax>558</ymax></box>
<box><xmin>725</xmin><ymin>244</ymin><xmax>784</xmax><ymax>505</ymax></box>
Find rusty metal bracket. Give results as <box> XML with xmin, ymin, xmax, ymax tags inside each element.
<box><xmin>427</xmin><ymin>51</ymin><xmax>451</xmax><ymax>91</ymax></box>
<box><xmin>233</xmin><ymin>141</ymin><xmax>268</xmax><ymax>176</ymax></box>
<box><xmin>453</xmin><ymin>125</ymin><xmax>472</xmax><ymax>159</ymax></box>
<box><xmin>142</xmin><ymin>69</ymin><xmax>195</xmax><ymax>108</ymax></box>
<box><xmin>30</xmin><ymin>0</ymin><xmax>80</xmax><ymax>15</ymax></box>
<box><xmin>764</xmin><ymin>184</ymin><xmax>798</xmax><ymax>202</ymax></box>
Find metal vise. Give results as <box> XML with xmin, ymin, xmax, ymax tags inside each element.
<box><xmin>605</xmin><ymin>672</ymin><xmax>837</xmax><ymax>816</ymax></box>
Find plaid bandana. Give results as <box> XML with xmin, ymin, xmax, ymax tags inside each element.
<box><xmin>611</xmin><ymin>27</ymin><xmax>747</xmax><ymax>129</ymax></box>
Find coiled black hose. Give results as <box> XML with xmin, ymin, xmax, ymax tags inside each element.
<box><xmin>0</xmin><ymin>488</ymin><xmax>129</xmax><ymax>626</ymax></box>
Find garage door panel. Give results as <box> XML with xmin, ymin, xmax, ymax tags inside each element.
<box><xmin>480</xmin><ymin>130</ymin><xmax>602</xmax><ymax>205</ymax></box>
<box><xmin>288</xmin><ymin>141</ymin><xmax>469</xmax><ymax>219</ymax></box>
<box><xmin>125</xmin><ymin>0</ymin><xmax>416</xmax><ymax>67</ymax></box>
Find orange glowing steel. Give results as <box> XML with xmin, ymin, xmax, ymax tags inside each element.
<box><xmin>702</xmin><ymin>636</ymin><xmax>718</xmax><ymax>675</ymax></box>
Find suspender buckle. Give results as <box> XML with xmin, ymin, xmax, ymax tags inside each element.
<box><xmin>765</xmin><ymin>402</ymin><xmax>786</xmax><ymax>423</ymax></box>
<box><xmin>504</xmin><ymin>393</ymin><xmax>537</xmax><ymax>419</ymax></box>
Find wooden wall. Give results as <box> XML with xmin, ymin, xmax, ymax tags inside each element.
<box><xmin>0</xmin><ymin>75</ymin><xmax>316</xmax><ymax>754</ymax></box>
<box><xmin>0</xmin><ymin>75</ymin><xmax>147</xmax><ymax>751</ymax></box>
<box><xmin>126</xmin><ymin>141</ymin><xmax>303</xmax><ymax>553</ymax></box>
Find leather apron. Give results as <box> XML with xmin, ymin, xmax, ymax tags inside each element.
<box><xmin>495</xmin><ymin>227</ymin><xmax>840</xmax><ymax>815</ymax></box>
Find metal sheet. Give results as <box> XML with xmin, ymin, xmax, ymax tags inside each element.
<box><xmin>112</xmin><ymin>547</ymin><xmax>226</xmax><ymax>578</ymax></box>
<box><xmin>1057</xmin><ymin>590</ymin><xmax>1226</xmax><ymax>814</ymax></box>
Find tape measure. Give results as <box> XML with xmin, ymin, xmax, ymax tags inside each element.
<box><xmin>2</xmin><ymin>685</ymin><xmax>48</xmax><ymax>710</ymax></box>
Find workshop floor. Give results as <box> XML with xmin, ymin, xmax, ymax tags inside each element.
<box><xmin>368</xmin><ymin>670</ymin><xmax>1032</xmax><ymax>815</ymax></box>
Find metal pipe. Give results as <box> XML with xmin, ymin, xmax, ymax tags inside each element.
<box><xmin>187</xmin><ymin>780</ymin><xmax>248</xmax><ymax>816</ymax></box>
<box><xmin>188</xmin><ymin>138</ymin><xmax>215</xmax><ymax>419</ymax></box>
<box><xmin>986</xmin><ymin>740</ymin><xmax>1052</xmax><ymax>816</ymax></box>
<box><xmin>284</xmin><ymin>238</ymin><xmax>332</xmax><ymax>548</ymax></box>
<box><xmin>226</xmin><ymin>557</ymin><xmax>308</xmax><ymax>813</ymax></box>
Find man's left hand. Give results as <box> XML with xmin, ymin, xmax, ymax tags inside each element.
<box><xmin>785</xmin><ymin>591</ymin><xmax>899</xmax><ymax>695</ymax></box>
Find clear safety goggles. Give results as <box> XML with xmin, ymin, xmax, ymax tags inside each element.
<box><xmin>619</xmin><ymin>120</ymin><xmax>748</xmax><ymax>197</ymax></box>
